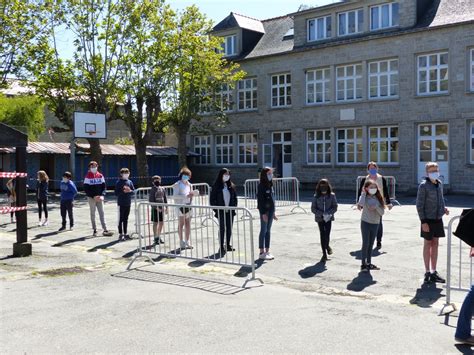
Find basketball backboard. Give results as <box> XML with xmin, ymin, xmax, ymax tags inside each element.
<box><xmin>73</xmin><ymin>112</ymin><xmax>107</xmax><ymax>139</ymax></box>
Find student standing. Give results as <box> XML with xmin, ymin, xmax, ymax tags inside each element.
<box><xmin>59</xmin><ymin>172</ymin><xmax>77</xmax><ymax>231</ymax></box>
<box><xmin>84</xmin><ymin>161</ymin><xmax>112</xmax><ymax>236</ymax></box>
<box><xmin>311</xmin><ymin>179</ymin><xmax>338</xmax><ymax>262</ymax></box>
<box><xmin>357</xmin><ymin>179</ymin><xmax>385</xmax><ymax>271</ymax></box>
<box><xmin>6</xmin><ymin>178</ymin><xmax>16</xmax><ymax>223</ymax></box>
<box><xmin>173</xmin><ymin>167</ymin><xmax>198</xmax><ymax>249</ymax></box>
<box><xmin>115</xmin><ymin>168</ymin><xmax>135</xmax><ymax>241</ymax></box>
<box><xmin>257</xmin><ymin>167</ymin><xmax>278</xmax><ymax>260</ymax></box>
<box><xmin>455</xmin><ymin>248</ymin><xmax>474</xmax><ymax>345</ymax></box>
<box><xmin>210</xmin><ymin>168</ymin><xmax>238</xmax><ymax>254</ymax></box>
<box><xmin>416</xmin><ymin>161</ymin><xmax>449</xmax><ymax>283</ymax></box>
<box><xmin>357</xmin><ymin>162</ymin><xmax>392</xmax><ymax>250</ymax></box>
<box><xmin>149</xmin><ymin>175</ymin><xmax>168</xmax><ymax>245</ymax></box>
<box><xmin>36</xmin><ymin>170</ymin><xmax>49</xmax><ymax>226</ymax></box>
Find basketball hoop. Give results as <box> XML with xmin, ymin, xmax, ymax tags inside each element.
<box><xmin>87</xmin><ymin>131</ymin><xmax>97</xmax><ymax>136</ymax></box>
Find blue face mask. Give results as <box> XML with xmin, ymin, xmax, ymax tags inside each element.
<box><xmin>267</xmin><ymin>174</ymin><xmax>273</xmax><ymax>181</ymax></box>
<box><xmin>181</xmin><ymin>175</ymin><xmax>190</xmax><ymax>181</ymax></box>
<box><xmin>368</xmin><ymin>168</ymin><xmax>378</xmax><ymax>175</ymax></box>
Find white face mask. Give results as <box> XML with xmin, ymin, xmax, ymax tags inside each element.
<box><xmin>428</xmin><ymin>172</ymin><xmax>440</xmax><ymax>180</ymax></box>
<box><xmin>267</xmin><ymin>173</ymin><xmax>273</xmax><ymax>181</ymax></box>
<box><xmin>368</xmin><ymin>188</ymin><xmax>377</xmax><ymax>195</ymax></box>
<box><xmin>90</xmin><ymin>167</ymin><xmax>98</xmax><ymax>174</ymax></box>
<box><xmin>122</xmin><ymin>174</ymin><xmax>129</xmax><ymax>180</ymax></box>
<box><xmin>62</xmin><ymin>178</ymin><xmax>68</xmax><ymax>183</ymax></box>
<box><xmin>223</xmin><ymin>175</ymin><xmax>230</xmax><ymax>182</ymax></box>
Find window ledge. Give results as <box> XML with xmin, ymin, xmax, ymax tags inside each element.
<box><xmin>415</xmin><ymin>93</ymin><xmax>450</xmax><ymax>99</ymax></box>
<box><xmin>368</xmin><ymin>96</ymin><xmax>400</xmax><ymax>102</ymax></box>
<box><xmin>269</xmin><ymin>106</ymin><xmax>292</xmax><ymax>111</ymax></box>
<box><xmin>235</xmin><ymin>109</ymin><xmax>258</xmax><ymax>113</ymax></box>
<box><xmin>302</xmin><ymin>164</ymin><xmax>332</xmax><ymax>168</ymax></box>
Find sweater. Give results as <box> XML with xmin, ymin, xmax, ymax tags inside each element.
<box><xmin>257</xmin><ymin>183</ymin><xmax>275</xmax><ymax>215</ymax></box>
<box><xmin>358</xmin><ymin>193</ymin><xmax>384</xmax><ymax>224</ymax></box>
<box><xmin>36</xmin><ymin>180</ymin><xmax>49</xmax><ymax>201</ymax></box>
<box><xmin>149</xmin><ymin>185</ymin><xmax>168</xmax><ymax>205</ymax></box>
<box><xmin>83</xmin><ymin>171</ymin><xmax>106</xmax><ymax>198</ymax></box>
<box><xmin>60</xmin><ymin>180</ymin><xmax>78</xmax><ymax>201</ymax></box>
<box><xmin>114</xmin><ymin>179</ymin><xmax>135</xmax><ymax>206</ymax></box>
<box><xmin>416</xmin><ymin>178</ymin><xmax>446</xmax><ymax>223</ymax></box>
<box><xmin>210</xmin><ymin>183</ymin><xmax>238</xmax><ymax>216</ymax></box>
<box><xmin>311</xmin><ymin>193</ymin><xmax>338</xmax><ymax>222</ymax></box>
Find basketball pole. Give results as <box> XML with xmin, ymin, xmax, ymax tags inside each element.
<box><xmin>69</xmin><ymin>138</ymin><xmax>76</xmax><ymax>180</ymax></box>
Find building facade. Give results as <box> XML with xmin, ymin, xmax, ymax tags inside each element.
<box><xmin>189</xmin><ymin>0</ymin><xmax>474</xmax><ymax>194</ymax></box>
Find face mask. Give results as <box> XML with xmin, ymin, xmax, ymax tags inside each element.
<box><xmin>320</xmin><ymin>188</ymin><xmax>328</xmax><ymax>194</ymax></box>
<box><xmin>223</xmin><ymin>175</ymin><xmax>230</xmax><ymax>182</ymax></box>
<box><xmin>267</xmin><ymin>174</ymin><xmax>273</xmax><ymax>181</ymax></box>
<box><xmin>153</xmin><ymin>181</ymin><xmax>161</xmax><ymax>187</ymax></box>
<box><xmin>182</xmin><ymin>175</ymin><xmax>190</xmax><ymax>181</ymax></box>
<box><xmin>368</xmin><ymin>168</ymin><xmax>378</xmax><ymax>175</ymax></box>
<box><xmin>122</xmin><ymin>174</ymin><xmax>129</xmax><ymax>180</ymax></box>
<box><xmin>90</xmin><ymin>167</ymin><xmax>98</xmax><ymax>174</ymax></box>
<box><xmin>428</xmin><ymin>172</ymin><xmax>440</xmax><ymax>180</ymax></box>
<box><xmin>368</xmin><ymin>188</ymin><xmax>377</xmax><ymax>195</ymax></box>
<box><xmin>62</xmin><ymin>178</ymin><xmax>68</xmax><ymax>183</ymax></box>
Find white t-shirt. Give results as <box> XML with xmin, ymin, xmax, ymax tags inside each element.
<box><xmin>223</xmin><ymin>185</ymin><xmax>231</xmax><ymax>207</ymax></box>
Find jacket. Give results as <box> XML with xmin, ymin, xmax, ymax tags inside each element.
<box><xmin>257</xmin><ymin>182</ymin><xmax>275</xmax><ymax>215</ymax></box>
<box><xmin>357</xmin><ymin>175</ymin><xmax>391</xmax><ymax>205</ymax></box>
<box><xmin>210</xmin><ymin>183</ymin><xmax>238</xmax><ymax>217</ymax></box>
<box><xmin>311</xmin><ymin>193</ymin><xmax>338</xmax><ymax>223</ymax></box>
<box><xmin>60</xmin><ymin>180</ymin><xmax>78</xmax><ymax>201</ymax></box>
<box><xmin>358</xmin><ymin>193</ymin><xmax>385</xmax><ymax>224</ymax></box>
<box><xmin>149</xmin><ymin>185</ymin><xmax>168</xmax><ymax>205</ymax></box>
<box><xmin>114</xmin><ymin>179</ymin><xmax>135</xmax><ymax>206</ymax></box>
<box><xmin>83</xmin><ymin>171</ymin><xmax>106</xmax><ymax>198</ymax></box>
<box><xmin>416</xmin><ymin>178</ymin><xmax>446</xmax><ymax>223</ymax></box>
<box><xmin>453</xmin><ymin>209</ymin><xmax>474</xmax><ymax>246</ymax></box>
<box><xmin>36</xmin><ymin>180</ymin><xmax>49</xmax><ymax>201</ymax></box>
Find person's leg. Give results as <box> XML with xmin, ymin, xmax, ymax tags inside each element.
<box><xmin>67</xmin><ymin>200</ymin><xmax>74</xmax><ymax>228</ymax></box>
<box><xmin>455</xmin><ymin>284</ymin><xmax>474</xmax><ymax>340</ymax></box>
<box><xmin>123</xmin><ymin>205</ymin><xmax>131</xmax><ymax>235</ymax></box>
<box><xmin>178</xmin><ymin>216</ymin><xmax>185</xmax><ymax>242</ymax></box>
<box><xmin>60</xmin><ymin>201</ymin><xmax>67</xmax><ymax>228</ymax></box>
<box><xmin>218</xmin><ymin>211</ymin><xmax>226</xmax><ymax>249</ymax></box>
<box><xmin>43</xmin><ymin>200</ymin><xmax>48</xmax><ymax>220</ymax></box>
<box><xmin>265</xmin><ymin>209</ymin><xmax>274</xmax><ymax>251</ymax></box>
<box><xmin>326</xmin><ymin>221</ymin><xmax>332</xmax><ymax>252</ymax></box>
<box><xmin>423</xmin><ymin>239</ymin><xmax>431</xmax><ymax>272</ymax></box>
<box><xmin>37</xmin><ymin>200</ymin><xmax>42</xmax><ymax>221</ymax></box>
<box><xmin>88</xmin><ymin>197</ymin><xmax>97</xmax><ymax>231</ymax></box>
<box><xmin>225</xmin><ymin>212</ymin><xmax>233</xmax><ymax>247</ymax></box>
<box><xmin>317</xmin><ymin>222</ymin><xmax>327</xmax><ymax>256</ymax></box>
<box><xmin>377</xmin><ymin>217</ymin><xmax>383</xmax><ymax>243</ymax></box>
<box><xmin>96</xmin><ymin>200</ymin><xmax>107</xmax><ymax>231</ymax></box>
<box><xmin>258</xmin><ymin>213</ymin><xmax>269</xmax><ymax>254</ymax></box>
<box><xmin>360</xmin><ymin>221</ymin><xmax>370</xmax><ymax>266</ymax></box>
<box><xmin>184</xmin><ymin>217</ymin><xmax>191</xmax><ymax>244</ymax></box>
<box><xmin>430</xmin><ymin>237</ymin><xmax>439</xmax><ymax>272</ymax></box>
<box><xmin>367</xmin><ymin>224</ymin><xmax>378</xmax><ymax>265</ymax></box>
<box><xmin>118</xmin><ymin>206</ymin><xmax>124</xmax><ymax>235</ymax></box>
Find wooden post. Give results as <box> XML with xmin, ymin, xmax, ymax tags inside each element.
<box><xmin>13</xmin><ymin>146</ymin><xmax>31</xmax><ymax>256</ymax></box>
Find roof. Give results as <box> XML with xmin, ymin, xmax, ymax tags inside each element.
<box><xmin>417</xmin><ymin>0</ymin><xmax>474</xmax><ymax>28</ymax></box>
<box><xmin>213</xmin><ymin>12</ymin><xmax>265</xmax><ymax>33</ymax></box>
<box><xmin>0</xmin><ymin>123</ymin><xmax>28</xmax><ymax>148</ymax></box>
<box><xmin>1</xmin><ymin>79</ymin><xmax>35</xmax><ymax>96</ymax></box>
<box><xmin>0</xmin><ymin>142</ymin><xmax>198</xmax><ymax>157</ymax></box>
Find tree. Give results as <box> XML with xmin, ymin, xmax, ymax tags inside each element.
<box><xmin>0</xmin><ymin>94</ymin><xmax>45</xmax><ymax>139</ymax></box>
<box><xmin>162</xmin><ymin>5</ymin><xmax>246</xmax><ymax>167</ymax></box>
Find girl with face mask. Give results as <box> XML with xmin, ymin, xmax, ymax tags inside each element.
<box><xmin>357</xmin><ymin>179</ymin><xmax>386</xmax><ymax>271</ymax></box>
<box><xmin>257</xmin><ymin>167</ymin><xmax>278</xmax><ymax>260</ymax></box>
<box><xmin>114</xmin><ymin>168</ymin><xmax>135</xmax><ymax>241</ymax></box>
<box><xmin>311</xmin><ymin>179</ymin><xmax>338</xmax><ymax>262</ymax></box>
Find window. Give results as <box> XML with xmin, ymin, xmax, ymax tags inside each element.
<box><xmin>471</xmin><ymin>123</ymin><xmax>474</xmax><ymax>163</ymax></box>
<box><xmin>336</xmin><ymin>64</ymin><xmax>363</xmax><ymax>101</ymax></box>
<box><xmin>216</xmin><ymin>84</ymin><xmax>234</xmax><ymax>112</ymax></box>
<box><xmin>238</xmin><ymin>133</ymin><xmax>258</xmax><ymax>165</ymax></box>
<box><xmin>221</xmin><ymin>35</ymin><xmax>237</xmax><ymax>56</ymax></box>
<box><xmin>370</xmin><ymin>2</ymin><xmax>399</xmax><ymax>30</ymax></box>
<box><xmin>368</xmin><ymin>59</ymin><xmax>399</xmax><ymax>98</ymax></box>
<box><xmin>369</xmin><ymin>126</ymin><xmax>399</xmax><ymax>164</ymax></box>
<box><xmin>337</xmin><ymin>128</ymin><xmax>363</xmax><ymax>164</ymax></box>
<box><xmin>238</xmin><ymin>78</ymin><xmax>257</xmax><ymax>111</ymax></box>
<box><xmin>215</xmin><ymin>134</ymin><xmax>234</xmax><ymax>165</ymax></box>
<box><xmin>338</xmin><ymin>9</ymin><xmax>364</xmax><ymax>36</ymax></box>
<box><xmin>470</xmin><ymin>49</ymin><xmax>474</xmax><ymax>92</ymax></box>
<box><xmin>307</xmin><ymin>129</ymin><xmax>331</xmax><ymax>164</ymax></box>
<box><xmin>306</xmin><ymin>68</ymin><xmax>331</xmax><ymax>104</ymax></box>
<box><xmin>308</xmin><ymin>15</ymin><xmax>332</xmax><ymax>41</ymax></box>
<box><xmin>417</xmin><ymin>52</ymin><xmax>449</xmax><ymax>95</ymax></box>
<box><xmin>194</xmin><ymin>136</ymin><xmax>211</xmax><ymax>165</ymax></box>
<box><xmin>271</xmin><ymin>73</ymin><xmax>291</xmax><ymax>107</ymax></box>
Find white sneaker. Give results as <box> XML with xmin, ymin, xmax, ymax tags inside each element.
<box><xmin>185</xmin><ymin>241</ymin><xmax>193</xmax><ymax>249</ymax></box>
<box><xmin>259</xmin><ymin>252</ymin><xmax>266</xmax><ymax>260</ymax></box>
<box><xmin>38</xmin><ymin>221</ymin><xmax>43</xmax><ymax>226</ymax></box>
<box><xmin>42</xmin><ymin>220</ymin><xmax>49</xmax><ymax>226</ymax></box>
<box><xmin>265</xmin><ymin>253</ymin><xmax>274</xmax><ymax>260</ymax></box>
<box><xmin>180</xmin><ymin>240</ymin><xmax>186</xmax><ymax>249</ymax></box>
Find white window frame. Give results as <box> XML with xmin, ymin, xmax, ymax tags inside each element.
<box><xmin>470</xmin><ymin>48</ymin><xmax>474</xmax><ymax>92</ymax></box>
<box><xmin>338</xmin><ymin>9</ymin><xmax>364</xmax><ymax>36</ymax></box>
<box><xmin>336</xmin><ymin>63</ymin><xmax>363</xmax><ymax>101</ymax></box>
<box><xmin>336</xmin><ymin>127</ymin><xmax>363</xmax><ymax>164</ymax></box>
<box><xmin>470</xmin><ymin>122</ymin><xmax>474</xmax><ymax>164</ymax></box>
<box><xmin>307</xmin><ymin>129</ymin><xmax>332</xmax><ymax>165</ymax></box>
<box><xmin>417</xmin><ymin>52</ymin><xmax>449</xmax><ymax>95</ymax></box>
<box><xmin>306</xmin><ymin>68</ymin><xmax>331</xmax><ymax>104</ymax></box>
<box><xmin>194</xmin><ymin>136</ymin><xmax>211</xmax><ymax>165</ymax></box>
<box><xmin>370</xmin><ymin>2</ymin><xmax>399</xmax><ymax>31</ymax></box>
<box><xmin>215</xmin><ymin>134</ymin><xmax>234</xmax><ymax>165</ymax></box>
<box><xmin>369</xmin><ymin>126</ymin><xmax>399</xmax><ymax>164</ymax></box>
<box><xmin>307</xmin><ymin>15</ymin><xmax>332</xmax><ymax>41</ymax></box>
<box><xmin>238</xmin><ymin>133</ymin><xmax>258</xmax><ymax>165</ymax></box>
<box><xmin>221</xmin><ymin>35</ymin><xmax>237</xmax><ymax>57</ymax></box>
<box><xmin>217</xmin><ymin>84</ymin><xmax>234</xmax><ymax>112</ymax></box>
<box><xmin>271</xmin><ymin>73</ymin><xmax>291</xmax><ymax>108</ymax></box>
<box><xmin>238</xmin><ymin>78</ymin><xmax>257</xmax><ymax>111</ymax></box>
<box><xmin>368</xmin><ymin>59</ymin><xmax>399</xmax><ymax>99</ymax></box>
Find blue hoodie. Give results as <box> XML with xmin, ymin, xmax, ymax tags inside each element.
<box><xmin>115</xmin><ymin>179</ymin><xmax>135</xmax><ymax>206</ymax></box>
<box><xmin>60</xmin><ymin>180</ymin><xmax>78</xmax><ymax>201</ymax></box>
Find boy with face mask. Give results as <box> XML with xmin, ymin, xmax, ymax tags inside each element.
<box><xmin>149</xmin><ymin>175</ymin><xmax>168</xmax><ymax>245</ymax></box>
<box><xmin>416</xmin><ymin>161</ymin><xmax>449</xmax><ymax>283</ymax></box>
<box><xmin>115</xmin><ymin>168</ymin><xmax>135</xmax><ymax>241</ymax></box>
<box><xmin>59</xmin><ymin>172</ymin><xmax>77</xmax><ymax>231</ymax></box>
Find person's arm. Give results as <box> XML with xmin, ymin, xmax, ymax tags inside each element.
<box><xmin>129</xmin><ymin>181</ymin><xmax>135</xmax><ymax>192</ymax></box>
<box><xmin>100</xmin><ymin>177</ymin><xmax>106</xmax><ymax>196</ymax></box>
<box><xmin>311</xmin><ymin>197</ymin><xmax>317</xmax><ymax>215</ymax></box>
<box><xmin>114</xmin><ymin>181</ymin><xmax>121</xmax><ymax>197</ymax></box>
<box><xmin>375</xmin><ymin>200</ymin><xmax>385</xmax><ymax>216</ymax></box>
<box><xmin>149</xmin><ymin>186</ymin><xmax>156</xmax><ymax>203</ymax></box>
<box><xmin>357</xmin><ymin>178</ymin><xmax>365</xmax><ymax>200</ymax></box>
<box><xmin>329</xmin><ymin>194</ymin><xmax>338</xmax><ymax>215</ymax></box>
<box><xmin>416</xmin><ymin>183</ymin><xmax>427</xmax><ymax>223</ymax></box>
<box><xmin>358</xmin><ymin>192</ymin><xmax>366</xmax><ymax>208</ymax></box>
<box><xmin>71</xmin><ymin>182</ymin><xmax>78</xmax><ymax>197</ymax></box>
<box><xmin>163</xmin><ymin>189</ymin><xmax>168</xmax><ymax>204</ymax></box>
<box><xmin>257</xmin><ymin>184</ymin><xmax>268</xmax><ymax>215</ymax></box>
<box><xmin>382</xmin><ymin>177</ymin><xmax>391</xmax><ymax>206</ymax></box>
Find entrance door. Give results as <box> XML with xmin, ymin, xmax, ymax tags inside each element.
<box><xmin>418</xmin><ymin>123</ymin><xmax>449</xmax><ymax>183</ymax></box>
<box><xmin>272</xmin><ymin>131</ymin><xmax>292</xmax><ymax>177</ymax></box>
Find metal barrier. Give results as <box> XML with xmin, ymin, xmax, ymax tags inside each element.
<box><xmin>440</xmin><ymin>215</ymin><xmax>473</xmax><ymax>319</ymax></box>
<box><xmin>127</xmin><ymin>201</ymin><xmax>263</xmax><ymax>287</ymax></box>
<box><xmin>243</xmin><ymin>177</ymin><xmax>307</xmax><ymax>214</ymax></box>
<box><xmin>355</xmin><ymin>175</ymin><xmax>400</xmax><ymax>205</ymax></box>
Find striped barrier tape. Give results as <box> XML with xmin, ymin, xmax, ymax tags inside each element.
<box><xmin>0</xmin><ymin>206</ymin><xmax>28</xmax><ymax>214</ymax></box>
<box><xmin>0</xmin><ymin>172</ymin><xmax>28</xmax><ymax>178</ymax></box>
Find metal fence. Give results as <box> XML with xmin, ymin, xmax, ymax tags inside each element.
<box><xmin>127</xmin><ymin>201</ymin><xmax>262</xmax><ymax>287</ymax></box>
<box><xmin>243</xmin><ymin>177</ymin><xmax>307</xmax><ymax>213</ymax></box>
<box><xmin>441</xmin><ymin>215</ymin><xmax>473</xmax><ymax>319</ymax></box>
<box><xmin>355</xmin><ymin>175</ymin><xmax>400</xmax><ymax>205</ymax></box>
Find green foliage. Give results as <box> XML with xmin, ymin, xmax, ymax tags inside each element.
<box><xmin>114</xmin><ymin>136</ymin><xmax>134</xmax><ymax>145</ymax></box>
<box><xmin>0</xmin><ymin>94</ymin><xmax>45</xmax><ymax>139</ymax></box>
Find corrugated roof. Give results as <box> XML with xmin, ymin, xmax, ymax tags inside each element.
<box><xmin>0</xmin><ymin>142</ymin><xmax>198</xmax><ymax>157</ymax></box>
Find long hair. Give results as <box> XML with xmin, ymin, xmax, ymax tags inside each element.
<box><xmin>37</xmin><ymin>170</ymin><xmax>49</xmax><ymax>182</ymax></box>
<box><xmin>213</xmin><ymin>168</ymin><xmax>234</xmax><ymax>190</ymax></box>
<box><xmin>259</xmin><ymin>167</ymin><xmax>273</xmax><ymax>188</ymax></box>
<box><xmin>178</xmin><ymin>166</ymin><xmax>192</xmax><ymax>180</ymax></box>
<box><xmin>315</xmin><ymin>178</ymin><xmax>333</xmax><ymax>197</ymax></box>
<box><xmin>363</xmin><ymin>179</ymin><xmax>385</xmax><ymax>208</ymax></box>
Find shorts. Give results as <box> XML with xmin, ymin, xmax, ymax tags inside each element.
<box><xmin>421</xmin><ymin>219</ymin><xmax>445</xmax><ymax>240</ymax></box>
<box><xmin>151</xmin><ymin>207</ymin><xmax>164</xmax><ymax>223</ymax></box>
<box><xmin>178</xmin><ymin>206</ymin><xmax>192</xmax><ymax>218</ymax></box>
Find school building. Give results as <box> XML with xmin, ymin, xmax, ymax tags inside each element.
<box><xmin>188</xmin><ymin>0</ymin><xmax>474</xmax><ymax>194</ymax></box>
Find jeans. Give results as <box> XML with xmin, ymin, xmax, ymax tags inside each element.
<box><xmin>361</xmin><ymin>220</ymin><xmax>379</xmax><ymax>265</ymax></box>
<box><xmin>377</xmin><ymin>217</ymin><xmax>383</xmax><ymax>243</ymax></box>
<box><xmin>218</xmin><ymin>210</ymin><xmax>234</xmax><ymax>248</ymax></box>
<box><xmin>318</xmin><ymin>221</ymin><xmax>332</xmax><ymax>256</ymax></box>
<box><xmin>118</xmin><ymin>205</ymin><xmax>131</xmax><ymax>235</ymax></box>
<box><xmin>60</xmin><ymin>200</ymin><xmax>73</xmax><ymax>227</ymax></box>
<box><xmin>88</xmin><ymin>197</ymin><xmax>107</xmax><ymax>231</ymax></box>
<box><xmin>259</xmin><ymin>208</ymin><xmax>274</xmax><ymax>249</ymax></box>
<box><xmin>455</xmin><ymin>284</ymin><xmax>474</xmax><ymax>339</ymax></box>
<box><xmin>37</xmin><ymin>199</ymin><xmax>48</xmax><ymax>220</ymax></box>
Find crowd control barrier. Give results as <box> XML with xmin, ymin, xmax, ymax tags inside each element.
<box><xmin>127</xmin><ymin>201</ymin><xmax>263</xmax><ymax>287</ymax></box>
<box><xmin>440</xmin><ymin>215</ymin><xmax>473</xmax><ymax>320</ymax></box>
<box><xmin>355</xmin><ymin>176</ymin><xmax>400</xmax><ymax>206</ymax></box>
<box><xmin>243</xmin><ymin>177</ymin><xmax>307</xmax><ymax>213</ymax></box>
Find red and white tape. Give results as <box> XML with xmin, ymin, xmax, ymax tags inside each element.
<box><xmin>0</xmin><ymin>206</ymin><xmax>28</xmax><ymax>214</ymax></box>
<box><xmin>0</xmin><ymin>172</ymin><xmax>28</xmax><ymax>178</ymax></box>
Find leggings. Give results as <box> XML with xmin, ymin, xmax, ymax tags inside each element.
<box><xmin>118</xmin><ymin>205</ymin><xmax>131</xmax><ymax>235</ymax></box>
<box><xmin>361</xmin><ymin>220</ymin><xmax>379</xmax><ymax>265</ymax></box>
<box><xmin>317</xmin><ymin>221</ymin><xmax>332</xmax><ymax>256</ymax></box>
<box><xmin>37</xmin><ymin>199</ymin><xmax>48</xmax><ymax>219</ymax></box>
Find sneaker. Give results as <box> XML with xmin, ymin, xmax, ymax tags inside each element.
<box><xmin>265</xmin><ymin>252</ymin><xmax>274</xmax><ymax>260</ymax></box>
<box><xmin>124</xmin><ymin>234</ymin><xmax>131</xmax><ymax>240</ymax></box>
<box><xmin>11</xmin><ymin>218</ymin><xmax>15</xmax><ymax>223</ymax></box>
<box><xmin>180</xmin><ymin>240</ymin><xmax>186</xmax><ymax>249</ymax></box>
<box><xmin>154</xmin><ymin>237</ymin><xmax>161</xmax><ymax>245</ymax></box>
<box><xmin>69</xmin><ymin>226</ymin><xmax>74</xmax><ymax>231</ymax></box>
<box><xmin>361</xmin><ymin>264</ymin><xmax>368</xmax><ymax>272</ymax></box>
<box><xmin>58</xmin><ymin>226</ymin><xmax>66</xmax><ymax>232</ymax></box>
<box><xmin>118</xmin><ymin>234</ymin><xmax>124</xmax><ymax>241</ymax></box>
<box><xmin>226</xmin><ymin>245</ymin><xmax>235</xmax><ymax>252</ymax></box>
<box><xmin>430</xmin><ymin>271</ymin><xmax>446</xmax><ymax>283</ymax></box>
<box><xmin>376</xmin><ymin>242</ymin><xmax>382</xmax><ymax>250</ymax></box>
<box><xmin>327</xmin><ymin>246</ymin><xmax>333</xmax><ymax>255</ymax></box>
<box><xmin>424</xmin><ymin>272</ymin><xmax>432</xmax><ymax>283</ymax></box>
<box><xmin>158</xmin><ymin>237</ymin><xmax>164</xmax><ymax>244</ymax></box>
<box><xmin>42</xmin><ymin>220</ymin><xmax>49</xmax><ymax>226</ymax></box>
<box><xmin>455</xmin><ymin>336</ymin><xmax>474</xmax><ymax>345</ymax></box>
<box><xmin>259</xmin><ymin>252</ymin><xmax>266</xmax><ymax>260</ymax></box>
<box><xmin>93</xmin><ymin>230</ymin><xmax>97</xmax><ymax>236</ymax></box>
<box><xmin>38</xmin><ymin>221</ymin><xmax>43</xmax><ymax>226</ymax></box>
<box><xmin>102</xmin><ymin>230</ymin><xmax>113</xmax><ymax>237</ymax></box>
<box><xmin>185</xmin><ymin>241</ymin><xmax>193</xmax><ymax>249</ymax></box>
<box><xmin>320</xmin><ymin>255</ymin><xmax>328</xmax><ymax>262</ymax></box>
<box><xmin>368</xmin><ymin>264</ymin><xmax>380</xmax><ymax>270</ymax></box>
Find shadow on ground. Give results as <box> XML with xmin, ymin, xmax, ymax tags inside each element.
<box><xmin>409</xmin><ymin>282</ymin><xmax>444</xmax><ymax>307</ymax></box>
<box><xmin>298</xmin><ymin>261</ymin><xmax>327</xmax><ymax>278</ymax></box>
<box><xmin>347</xmin><ymin>271</ymin><xmax>377</xmax><ymax>291</ymax></box>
